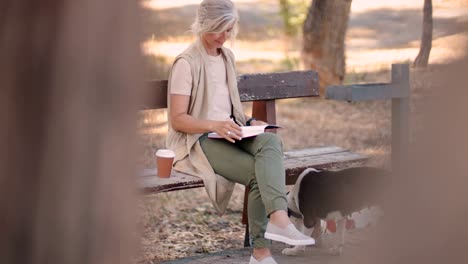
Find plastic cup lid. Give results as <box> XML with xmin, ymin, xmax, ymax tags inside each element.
<box><xmin>156</xmin><ymin>149</ymin><xmax>175</xmax><ymax>158</ymax></box>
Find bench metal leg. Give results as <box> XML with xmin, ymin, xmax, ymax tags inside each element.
<box><xmin>242</xmin><ymin>186</ymin><xmax>250</xmax><ymax>247</ymax></box>
<box><xmin>244</xmin><ymin>223</ymin><xmax>250</xmax><ymax>247</ymax></box>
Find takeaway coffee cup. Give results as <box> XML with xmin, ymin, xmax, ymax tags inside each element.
<box><xmin>155</xmin><ymin>149</ymin><xmax>175</xmax><ymax>178</ymax></box>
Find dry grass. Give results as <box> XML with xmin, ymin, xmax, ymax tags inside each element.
<box><xmin>135</xmin><ymin>185</ymin><xmax>246</xmax><ymax>263</ymax></box>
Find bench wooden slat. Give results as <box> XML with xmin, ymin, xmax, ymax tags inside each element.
<box><xmin>326</xmin><ymin>64</ymin><xmax>410</xmax><ymax>102</ymax></box>
<box><xmin>283</xmin><ymin>145</ymin><xmax>347</xmax><ymax>158</ymax></box>
<box><xmin>139</xmin><ymin>146</ymin><xmax>368</xmax><ymax>193</ymax></box>
<box><xmin>326</xmin><ymin>83</ymin><xmax>393</xmax><ymax>101</ymax></box>
<box><xmin>139</xmin><ymin>169</ymin><xmax>204</xmax><ymax>194</ymax></box>
<box><xmin>284</xmin><ymin>150</ymin><xmax>368</xmax><ymax>185</ymax></box>
<box><xmin>237</xmin><ymin>71</ymin><xmax>319</xmax><ymax>101</ymax></box>
<box><xmin>326</xmin><ymin>82</ymin><xmax>411</xmax><ymax>101</ymax></box>
<box><xmin>141</xmin><ymin>80</ymin><xmax>167</xmax><ymax>110</ymax></box>
<box><xmin>142</xmin><ymin>70</ymin><xmax>319</xmax><ymax>109</ymax></box>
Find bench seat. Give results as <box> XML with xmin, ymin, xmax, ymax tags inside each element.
<box><xmin>139</xmin><ymin>145</ymin><xmax>368</xmax><ymax>194</ymax></box>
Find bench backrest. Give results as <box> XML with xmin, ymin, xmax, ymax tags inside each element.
<box><xmin>142</xmin><ymin>64</ymin><xmax>410</xmax><ymax>169</ymax></box>
<box><xmin>142</xmin><ymin>70</ymin><xmax>319</xmax><ymax>124</ymax></box>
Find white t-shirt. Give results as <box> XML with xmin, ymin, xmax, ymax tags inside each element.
<box><xmin>170</xmin><ymin>54</ymin><xmax>232</xmax><ymax>121</ymax></box>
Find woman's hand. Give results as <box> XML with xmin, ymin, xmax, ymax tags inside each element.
<box><xmin>211</xmin><ymin>120</ymin><xmax>242</xmax><ymax>143</ymax></box>
<box><xmin>250</xmin><ymin>119</ymin><xmax>268</xmax><ymax>126</ymax></box>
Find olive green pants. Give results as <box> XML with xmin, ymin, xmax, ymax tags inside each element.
<box><xmin>199</xmin><ymin>132</ymin><xmax>288</xmax><ymax>248</ymax></box>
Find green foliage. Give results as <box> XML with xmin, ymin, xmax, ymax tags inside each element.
<box><xmin>278</xmin><ymin>0</ymin><xmax>309</xmax><ymax>37</ymax></box>
<box><xmin>278</xmin><ymin>56</ymin><xmax>301</xmax><ymax>71</ymax></box>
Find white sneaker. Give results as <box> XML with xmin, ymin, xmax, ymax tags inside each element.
<box><xmin>249</xmin><ymin>256</ymin><xmax>278</xmax><ymax>264</ymax></box>
<box><xmin>265</xmin><ymin>223</ymin><xmax>315</xmax><ymax>246</ymax></box>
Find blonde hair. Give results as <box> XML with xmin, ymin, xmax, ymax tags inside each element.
<box><xmin>191</xmin><ymin>0</ymin><xmax>239</xmax><ymax>42</ymax></box>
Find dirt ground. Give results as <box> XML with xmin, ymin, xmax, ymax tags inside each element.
<box><xmin>134</xmin><ymin>1</ymin><xmax>468</xmax><ymax>263</ymax></box>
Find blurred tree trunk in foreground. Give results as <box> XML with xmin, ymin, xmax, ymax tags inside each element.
<box><xmin>413</xmin><ymin>0</ymin><xmax>433</xmax><ymax>68</ymax></box>
<box><xmin>0</xmin><ymin>1</ymin><xmax>145</xmax><ymax>264</ymax></box>
<box><xmin>302</xmin><ymin>0</ymin><xmax>352</xmax><ymax>95</ymax></box>
<box><xmin>372</xmin><ymin>57</ymin><xmax>468</xmax><ymax>264</ymax></box>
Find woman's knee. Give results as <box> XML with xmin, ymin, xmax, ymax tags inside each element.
<box><xmin>256</xmin><ymin>132</ymin><xmax>283</xmax><ymax>151</ymax></box>
<box><xmin>247</xmin><ymin>177</ymin><xmax>259</xmax><ymax>192</ymax></box>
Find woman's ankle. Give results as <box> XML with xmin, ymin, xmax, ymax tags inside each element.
<box><xmin>269</xmin><ymin>210</ymin><xmax>291</xmax><ymax>228</ymax></box>
<box><xmin>252</xmin><ymin>247</ymin><xmax>271</xmax><ymax>260</ymax></box>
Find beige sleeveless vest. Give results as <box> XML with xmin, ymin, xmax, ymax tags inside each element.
<box><xmin>166</xmin><ymin>40</ymin><xmax>246</xmax><ymax>214</ymax></box>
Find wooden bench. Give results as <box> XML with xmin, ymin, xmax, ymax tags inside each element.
<box><xmin>139</xmin><ymin>70</ymin><xmax>369</xmax><ymax>192</ymax></box>
<box><xmin>139</xmin><ymin>64</ymin><xmax>410</xmax><ymax>246</ymax></box>
<box><xmin>140</xmin><ymin>146</ymin><xmax>368</xmax><ymax>193</ymax></box>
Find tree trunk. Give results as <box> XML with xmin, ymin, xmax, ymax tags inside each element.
<box><xmin>302</xmin><ymin>0</ymin><xmax>352</xmax><ymax>95</ymax></box>
<box><xmin>413</xmin><ymin>0</ymin><xmax>433</xmax><ymax>68</ymax></box>
<box><xmin>0</xmin><ymin>1</ymin><xmax>144</xmax><ymax>264</ymax></box>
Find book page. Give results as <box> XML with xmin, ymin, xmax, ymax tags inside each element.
<box><xmin>207</xmin><ymin>125</ymin><xmax>281</xmax><ymax>139</ymax></box>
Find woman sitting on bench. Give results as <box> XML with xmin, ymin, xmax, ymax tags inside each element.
<box><xmin>166</xmin><ymin>1</ymin><xmax>314</xmax><ymax>263</ymax></box>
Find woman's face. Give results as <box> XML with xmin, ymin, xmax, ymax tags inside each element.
<box><xmin>201</xmin><ymin>25</ymin><xmax>234</xmax><ymax>51</ymax></box>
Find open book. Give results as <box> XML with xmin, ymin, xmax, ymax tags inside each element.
<box><xmin>208</xmin><ymin>125</ymin><xmax>281</xmax><ymax>139</ymax></box>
